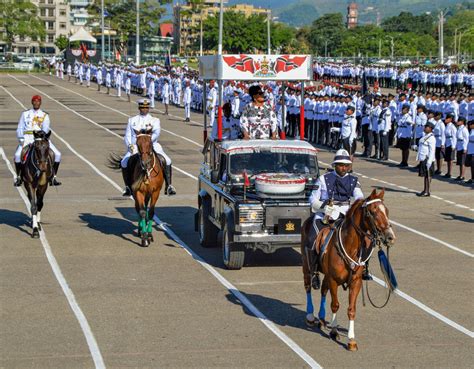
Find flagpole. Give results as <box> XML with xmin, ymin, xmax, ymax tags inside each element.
<box><xmin>136</xmin><ymin>0</ymin><xmax>140</xmax><ymax>65</ymax></box>
<box><xmin>101</xmin><ymin>0</ymin><xmax>105</xmax><ymax>61</ymax></box>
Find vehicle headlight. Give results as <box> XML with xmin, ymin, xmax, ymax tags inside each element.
<box><xmin>238</xmin><ymin>205</ymin><xmax>263</xmax><ymax>224</ymax></box>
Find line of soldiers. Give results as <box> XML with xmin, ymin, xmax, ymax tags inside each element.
<box><xmin>313</xmin><ymin>62</ymin><xmax>474</xmax><ymax>93</ymax></box>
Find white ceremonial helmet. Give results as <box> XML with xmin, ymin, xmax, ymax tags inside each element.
<box><xmin>332</xmin><ymin>149</ymin><xmax>352</xmax><ymax>166</ymax></box>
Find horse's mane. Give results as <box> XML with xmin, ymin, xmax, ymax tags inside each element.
<box><xmin>346</xmin><ymin>198</ymin><xmax>365</xmax><ymax>219</ymax></box>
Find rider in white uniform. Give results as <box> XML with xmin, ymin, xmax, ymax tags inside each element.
<box><xmin>14</xmin><ymin>95</ymin><xmax>62</xmax><ymax>187</ymax></box>
<box><xmin>121</xmin><ymin>99</ymin><xmax>176</xmax><ymax>196</ymax></box>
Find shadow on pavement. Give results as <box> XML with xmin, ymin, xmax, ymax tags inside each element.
<box><xmin>154</xmin><ymin>206</ymin><xmax>303</xmax><ymax>269</ymax></box>
<box><xmin>78</xmin><ymin>212</ymin><xmax>141</xmax><ymax>247</ymax></box>
<box><xmin>440</xmin><ymin>212</ymin><xmax>474</xmax><ymax>223</ymax></box>
<box><xmin>225</xmin><ymin>292</ymin><xmax>348</xmax><ymax>348</ymax></box>
<box><xmin>0</xmin><ymin>209</ymin><xmax>31</xmax><ymax>236</ymax></box>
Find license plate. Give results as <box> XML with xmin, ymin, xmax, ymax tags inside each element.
<box><xmin>278</xmin><ymin>218</ymin><xmax>301</xmax><ymax>234</ymax></box>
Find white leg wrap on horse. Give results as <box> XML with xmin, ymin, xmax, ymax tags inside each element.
<box><xmin>348</xmin><ymin>320</ymin><xmax>355</xmax><ymax>340</ymax></box>
<box><xmin>37</xmin><ymin>212</ymin><xmax>41</xmax><ymax>223</ymax></box>
<box><xmin>32</xmin><ymin>215</ymin><xmax>38</xmax><ymax>229</ymax></box>
<box><xmin>331</xmin><ymin>313</ymin><xmax>337</xmax><ymax>328</ymax></box>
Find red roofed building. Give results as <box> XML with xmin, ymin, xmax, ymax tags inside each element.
<box><xmin>160</xmin><ymin>23</ymin><xmax>174</xmax><ymax>38</ymax></box>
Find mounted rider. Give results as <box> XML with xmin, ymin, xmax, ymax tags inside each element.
<box><xmin>307</xmin><ymin>149</ymin><xmax>370</xmax><ymax>289</ymax></box>
<box><xmin>120</xmin><ymin>98</ymin><xmax>176</xmax><ymax>197</ymax></box>
<box><xmin>14</xmin><ymin>95</ymin><xmax>61</xmax><ymax>187</ymax></box>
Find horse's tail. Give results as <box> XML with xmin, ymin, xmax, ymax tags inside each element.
<box><xmin>107</xmin><ymin>152</ymin><xmax>123</xmax><ymax>171</ymax></box>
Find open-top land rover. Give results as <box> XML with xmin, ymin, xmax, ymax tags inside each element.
<box><xmin>196</xmin><ymin>139</ymin><xmax>319</xmax><ymax>269</ymax></box>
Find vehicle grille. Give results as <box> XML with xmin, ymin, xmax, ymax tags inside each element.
<box><xmin>238</xmin><ymin>206</ymin><xmax>264</xmax><ymax>224</ymax></box>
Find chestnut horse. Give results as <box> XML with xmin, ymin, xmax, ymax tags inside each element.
<box><xmin>109</xmin><ymin>129</ymin><xmax>165</xmax><ymax>247</ymax></box>
<box><xmin>301</xmin><ymin>189</ymin><xmax>396</xmax><ymax>351</ymax></box>
<box><xmin>22</xmin><ymin>130</ymin><xmax>54</xmax><ymax>238</ymax></box>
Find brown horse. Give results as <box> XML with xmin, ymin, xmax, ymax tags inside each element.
<box><xmin>301</xmin><ymin>189</ymin><xmax>396</xmax><ymax>351</ymax></box>
<box><xmin>109</xmin><ymin>129</ymin><xmax>165</xmax><ymax>247</ymax></box>
<box><xmin>22</xmin><ymin>130</ymin><xmax>54</xmax><ymax>238</ymax></box>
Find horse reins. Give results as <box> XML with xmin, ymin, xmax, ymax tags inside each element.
<box><xmin>136</xmin><ymin>133</ymin><xmax>160</xmax><ymax>181</ymax></box>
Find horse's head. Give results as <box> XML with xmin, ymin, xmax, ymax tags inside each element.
<box><xmin>135</xmin><ymin>129</ymin><xmax>154</xmax><ymax>170</ymax></box>
<box><xmin>361</xmin><ymin>189</ymin><xmax>396</xmax><ymax>246</ymax></box>
<box><xmin>33</xmin><ymin>130</ymin><xmax>51</xmax><ymax>172</ymax></box>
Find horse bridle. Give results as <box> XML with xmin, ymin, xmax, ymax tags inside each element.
<box><xmin>136</xmin><ymin>133</ymin><xmax>158</xmax><ymax>180</ymax></box>
<box><xmin>30</xmin><ymin>137</ymin><xmax>52</xmax><ymax>177</ymax></box>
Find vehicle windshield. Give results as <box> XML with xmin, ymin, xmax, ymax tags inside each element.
<box><xmin>229</xmin><ymin>151</ymin><xmax>318</xmax><ymax>176</ymax></box>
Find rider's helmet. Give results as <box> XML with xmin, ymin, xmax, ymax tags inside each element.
<box><xmin>332</xmin><ymin>149</ymin><xmax>352</xmax><ymax>166</ymax></box>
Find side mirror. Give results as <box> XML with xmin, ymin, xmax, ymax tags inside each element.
<box><xmin>211</xmin><ymin>170</ymin><xmax>219</xmax><ymax>184</ymax></box>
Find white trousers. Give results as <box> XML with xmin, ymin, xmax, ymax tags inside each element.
<box><xmin>120</xmin><ymin>142</ymin><xmax>171</xmax><ymax>168</ymax></box>
<box><xmin>117</xmin><ymin>85</ymin><xmax>121</xmax><ymax>97</ymax></box>
<box><xmin>184</xmin><ymin>103</ymin><xmax>191</xmax><ymax>119</ymax></box>
<box><xmin>149</xmin><ymin>93</ymin><xmax>155</xmax><ymax>108</ymax></box>
<box><xmin>208</xmin><ymin>108</ymin><xmax>216</xmax><ymax>127</ymax></box>
<box><xmin>14</xmin><ymin>142</ymin><xmax>61</xmax><ymax>163</ymax></box>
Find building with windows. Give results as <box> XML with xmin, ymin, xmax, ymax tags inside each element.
<box><xmin>69</xmin><ymin>0</ymin><xmax>92</xmax><ymax>33</ymax></box>
<box><xmin>174</xmin><ymin>1</ymin><xmax>270</xmax><ymax>55</ymax></box>
<box><xmin>4</xmin><ymin>0</ymin><xmax>71</xmax><ymax>55</ymax></box>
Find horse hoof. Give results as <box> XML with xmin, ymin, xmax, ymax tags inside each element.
<box><xmin>305</xmin><ymin>315</ymin><xmax>316</xmax><ymax>327</ymax></box>
<box><xmin>317</xmin><ymin>319</ymin><xmax>326</xmax><ymax>330</ymax></box>
<box><xmin>330</xmin><ymin>330</ymin><xmax>340</xmax><ymax>341</ymax></box>
<box><xmin>38</xmin><ymin>223</ymin><xmax>42</xmax><ymax>231</ymax></box>
<box><xmin>32</xmin><ymin>229</ymin><xmax>39</xmax><ymax>238</ymax></box>
<box><xmin>149</xmin><ymin>235</ymin><xmax>154</xmax><ymax>243</ymax></box>
<box><xmin>347</xmin><ymin>340</ymin><xmax>358</xmax><ymax>352</ymax></box>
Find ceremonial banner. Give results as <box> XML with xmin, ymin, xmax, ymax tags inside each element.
<box><xmin>199</xmin><ymin>54</ymin><xmax>312</xmax><ymax>81</ymax></box>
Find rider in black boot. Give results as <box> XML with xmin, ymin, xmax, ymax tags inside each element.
<box><xmin>164</xmin><ymin>165</ymin><xmax>176</xmax><ymax>195</ymax></box>
<box><xmin>50</xmin><ymin>162</ymin><xmax>62</xmax><ymax>186</ymax></box>
<box><xmin>362</xmin><ymin>261</ymin><xmax>373</xmax><ymax>280</ymax></box>
<box><xmin>122</xmin><ymin>167</ymin><xmax>132</xmax><ymax>197</ymax></box>
<box><xmin>14</xmin><ymin>162</ymin><xmax>23</xmax><ymax>187</ymax></box>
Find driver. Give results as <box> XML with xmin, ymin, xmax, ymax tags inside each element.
<box><xmin>14</xmin><ymin>95</ymin><xmax>62</xmax><ymax>187</ymax></box>
<box><xmin>308</xmin><ymin>149</ymin><xmax>367</xmax><ymax>288</ymax></box>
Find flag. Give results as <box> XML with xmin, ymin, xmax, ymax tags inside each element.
<box><xmin>243</xmin><ymin>170</ymin><xmax>250</xmax><ymax>187</ymax></box>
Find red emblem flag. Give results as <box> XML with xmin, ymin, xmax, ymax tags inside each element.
<box><xmin>243</xmin><ymin>170</ymin><xmax>250</xmax><ymax>187</ymax></box>
<box><xmin>223</xmin><ymin>55</ymin><xmax>255</xmax><ymax>73</ymax></box>
<box><xmin>274</xmin><ymin>55</ymin><xmax>307</xmax><ymax>73</ymax></box>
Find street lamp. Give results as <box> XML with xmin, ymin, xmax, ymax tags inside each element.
<box><xmin>267</xmin><ymin>11</ymin><xmax>271</xmax><ymax>54</ymax></box>
<box><xmin>101</xmin><ymin>0</ymin><xmax>105</xmax><ymax>61</ymax></box>
<box><xmin>385</xmin><ymin>36</ymin><xmax>394</xmax><ymax>60</ymax></box>
<box><xmin>136</xmin><ymin>0</ymin><xmax>140</xmax><ymax>65</ymax></box>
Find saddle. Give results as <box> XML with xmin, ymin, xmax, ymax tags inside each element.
<box><xmin>21</xmin><ymin>145</ymin><xmax>32</xmax><ymax>164</ymax></box>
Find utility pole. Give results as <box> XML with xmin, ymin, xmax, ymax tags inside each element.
<box><xmin>378</xmin><ymin>38</ymin><xmax>381</xmax><ymax>58</ymax></box>
<box><xmin>108</xmin><ymin>19</ymin><xmax>111</xmax><ymax>60</ymax></box>
<box><xmin>101</xmin><ymin>0</ymin><xmax>105</xmax><ymax>61</ymax></box>
<box><xmin>136</xmin><ymin>0</ymin><xmax>140</xmax><ymax>65</ymax></box>
<box><xmin>438</xmin><ymin>10</ymin><xmax>444</xmax><ymax>64</ymax></box>
<box><xmin>200</xmin><ymin>13</ymin><xmax>203</xmax><ymax>56</ymax></box>
<box><xmin>267</xmin><ymin>11</ymin><xmax>271</xmax><ymax>54</ymax></box>
<box><xmin>324</xmin><ymin>40</ymin><xmax>328</xmax><ymax>58</ymax></box>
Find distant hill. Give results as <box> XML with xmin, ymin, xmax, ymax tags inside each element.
<box><xmin>228</xmin><ymin>0</ymin><xmax>470</xmax><ymax>27</ymax></box>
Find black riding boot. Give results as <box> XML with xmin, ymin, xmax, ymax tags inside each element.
<box><xmin>362</xmin><ymin>261</ymin><xmax>373</xmax><ymax>281</ymax></box>
<box><xmin>50</xmin><ymin>162</ymin><xmax>62</xmax><ymax>186</ymax></box>
<box><xmin>122</xmin><ymin>167</ymin><xmax>132</xmax><ymax>197</ymax></box>
<box><xmin>14</xmin><ymin>162</ymin><xmax>22</xmax><ymax>187</ymax></box>
<box><xmin>164</xmin><ymin>165</ymin><xmax>176</xmax><ymax>195</ymax></box>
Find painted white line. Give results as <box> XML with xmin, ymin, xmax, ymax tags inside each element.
<box><xmin>5</xmin><ymin>78</ymin><xmax>322</xmax><ymax>368</ymax></box>
<box><xmin>7</xmin><ymin>75</ymin><xmax>199</xmax><ymax>182</ymax></box>
<box><xmin>0</xmin><ymin>148</ymin><xmax>106</xmax><ymax>369</ymax></box>
<box><xmin>372</xmin><ymin>276</ymin><xmax>474</xmax><ymax>338</ymax></box>
<box><xmin>14</xmin><ymin>77</ymin><xmax>474</xmax><ymax>257</ymax></box>
<box><xmin>455</xmin><ymin>204</ymin><xmax>469</xmax><ymax>209</ymax></box>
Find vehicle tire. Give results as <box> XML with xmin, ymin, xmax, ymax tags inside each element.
<box><xmin>198</xmin><ymin>199</ymin><xmax>219</xmax><ymax>248</ymax></box>
<box><xmin>222</xmin><ymin>221</ymin><xmax>245</xmax><ymax>270</ymax></box>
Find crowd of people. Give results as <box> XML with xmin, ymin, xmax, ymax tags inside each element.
<box><xmin>49</xmin><ymin>58</ymin><xmax>474</xmax><ymax>191</ymax></box>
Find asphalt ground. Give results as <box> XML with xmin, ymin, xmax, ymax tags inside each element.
<box><xmin>1</xmin><ymin>73</ymin><xmax>473</xmax><ymax>369</ymax></box>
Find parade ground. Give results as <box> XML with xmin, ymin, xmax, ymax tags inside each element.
<box><xmin>1</xmin><ymin>73</ymin><xmax>473</xmax><ymax>368</ymax></box>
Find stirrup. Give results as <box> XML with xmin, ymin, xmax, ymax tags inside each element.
<box><xmin>14</xmin><ymin>177</ymin><xmax>22</xmax><ymax>187</ymax></box>
<box><xmin>50</xmin><ymin>176</ymin><xmax>62</xmax><ymax>186</ymax></box>
<box><xmin>122</xmin><ymin>186</ymin><xmax>132</xmax><ymax>197</ymax></box>
<box><xmin>165</xmin><ymin>185</ymin><xmax>176</xmax><ymax>196</ymax></box>
<box><xmin>362</xmin><ymin>268</ymin><xmax>373</xmax><ymax>281</ymax></box>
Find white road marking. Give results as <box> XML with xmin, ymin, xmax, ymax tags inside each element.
<box><xmin>4</xmin><ymin>77</ymin><xmax>322</xmax><ymax>369</ymax></box>
<box><xmin>5</xmin><ymin>82</ymin><xmax>473</xmax><ymax>345</ymax></box>
<box><xmin>372</xmin><ymin>276</ymin><xmax>474</xmax><ymax>338</ymax></box>
<box><xmin>0</xmin><ymin>148</ymin><xmax>106</xmax><ymax>369</ymax></box>
<box><xmin>8</xmin><ymin>77</ymin><xmax>474</xmax><ymax>258</ymax></box>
